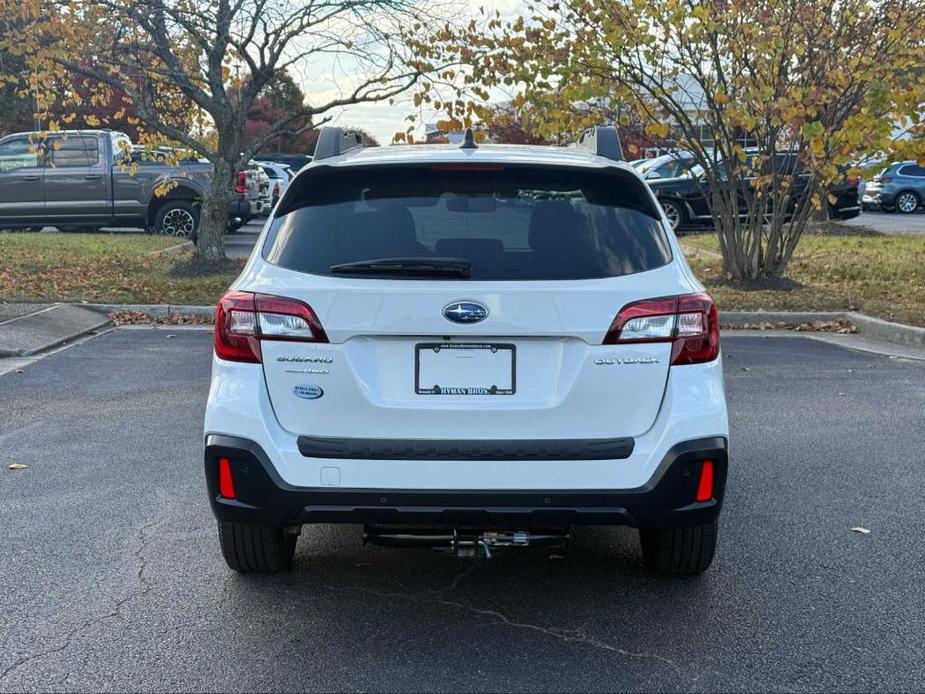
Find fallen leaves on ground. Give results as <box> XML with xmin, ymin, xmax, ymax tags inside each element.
<box><xmin>720</xmin><ymin>320</ymin><xmax>857</xmax><ymax>333</ymax></box>
<box><xmin>8</xmin><ymin>463</ymin><xmax>28</xmax><ymax>470</ymax></box>
<box><xmin>108</xmin><ymin>311</ymin><xmax>214</xmax><ymax>325</ymax></box>
<box><xmin>851</xmin><ymin>527</ymin><xmax>872</xmax><ymax>534</ymax></box>
<box><xmin>1</xmin><ymin>233</ymin><xmax>241</xmax><ymax>305</ymax></box>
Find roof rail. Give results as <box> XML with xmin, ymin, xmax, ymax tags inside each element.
<box><xmin>313</xmin><ymin>127</ymin><xmax>368</xmax><ymax>161</ymax></box>
<box><xmin>574</xmin><ymin>125</ymin><xmax>624</xmax><ymax>162</ymax></box>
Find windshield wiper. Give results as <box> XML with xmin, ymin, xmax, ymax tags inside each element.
<box><xmin>330</xmin><ymin>257</ymin><xmax>471</xmax><ymax>278</ymax></box>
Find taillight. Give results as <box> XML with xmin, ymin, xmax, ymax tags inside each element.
<box><xmin>214</xmin><ymin>291</ymin><xmax>327</xmax><ymax>363</ymax></box>
<box><xmin>604</xmin><ymin>292</ymin><xmax>720</xmax><ymax>365</ymax></box>
<box><xmin>235</xmin><ymin>171</ymin><xmax>248</xmax><ymax>193</ymax></box>
<box><xmin>215</xmin><ymin>291</ymin><xmax>261</xmax><ymax>363</ymax></box>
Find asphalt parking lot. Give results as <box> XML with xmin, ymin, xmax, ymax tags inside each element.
<box><xmin>1</xmin><ymin>330</ymin><xmax>924</xmax><ymax>692</ymax></box>
<box><xmin>224</xmin><ymin>220</ymin><xmax>264</xmax><ymax>258</ymax></box>
<box><xmin>842</xmin><ymin>208</ymin><xmax>925</xmax><ymax>235</ymax></box>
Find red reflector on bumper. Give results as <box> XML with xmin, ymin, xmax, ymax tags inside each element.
<box><xmin>696</xmin><ymin>460</ymin><xmax>714</xmax><ymax>502</ymax></box>
<box><xmin>218</xmin><ymin>457</ymin><xmax>236</xmax><ymax>499</ymax></box>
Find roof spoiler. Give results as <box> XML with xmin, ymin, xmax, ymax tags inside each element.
<box><xmin>313</xmin><ymin>127</ymin><xmax>368</xmax><ymax>161</ymax></box>
<box><xmin>574</xmin><ymin>125</ymin><xmax>624</xmax><ymax>162</ymax></box>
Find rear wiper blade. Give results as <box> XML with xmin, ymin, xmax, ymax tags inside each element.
<box><xmin>330</xmin><ymin>257</ymin><xmax>471</xmax><ymax>278</ymax></box>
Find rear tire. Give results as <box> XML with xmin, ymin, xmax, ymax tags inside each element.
<box><xmin>153</xmin><ymin>200</ymin><xmax>199</xmax><ymax>240</ymax></box>
<box><xmin>218</xmin><ymin>521</ymin><xmax>298</xmax><ymax>573</ymax></box>
<box><xmin>639</xmin><ymin>521</ymin><xmax>718</xmax><ymax>575</ymax></box>
<box><xmin>894</xmin><ymin>191</ymin><xmax>920</xmax><ymax>214</ymax></box>
<box><xmin>660</xmin><ymin>199</ymin><xmax>686</xmax><ymax>232</ymax></box>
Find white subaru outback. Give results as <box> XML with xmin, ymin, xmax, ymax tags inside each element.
<box><xmin>204</xmin><ymin>126</ymin><xmax>728</xmax><ymax>575</ymax></box>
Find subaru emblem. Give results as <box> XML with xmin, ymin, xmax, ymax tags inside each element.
<box><xmin>293</xmin><ymin>384</ymin><xmax>324</xmax><ymax>400</ymax></box>
<box><xmin>443</xmin><ymin>301</ymin><xmax>488</xmax><ymax>324</ymax></box>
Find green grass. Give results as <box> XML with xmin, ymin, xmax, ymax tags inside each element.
<box><xmin>2</xmin><ymin>231</ymin><xmax>922</xmax><ymax>325</ymax></box>
<box><xmin>0</xmin><ymin>233</ymin><xmax>242</xmax><ymax>305</ymax></box>
<box><xmin>682</xmin><ymin>232</ymin><xmax>925</xmax><ymax>326</ymax></box>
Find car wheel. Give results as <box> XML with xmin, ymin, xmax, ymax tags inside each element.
<box><xmin>154</xmin><ymin>200</ymin><xmax>199</xmax><ymax>239</ymax></box>
<box><xmin>218</xmin><ymin>521</ymin><xmax>298</xmax><ymax>573</ymax></box>
<box><xmin>639</xmin><ymin>521</ymin><xmax>718</xmax><ymax>575</ymax></box>
<box><xmin>894</xmin><ymin>191</ymin><xmax>920</xmax><ymax>214</ymax></box>
<box><xmin>660</xmin><ymin>199</ymin><xmax>686</xmax><ymax>232</ymax></box>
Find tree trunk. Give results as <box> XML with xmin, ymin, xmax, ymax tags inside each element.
<box><xmin>196</xmin><ymin>161</ymin><xmax>235</xmax><ymax>263</ymax></box>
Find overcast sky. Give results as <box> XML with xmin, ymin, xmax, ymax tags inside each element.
<box><xmin>304</xmin><ymin>0</ymin><xmax>525</xmax><ymax>144</ymax></box>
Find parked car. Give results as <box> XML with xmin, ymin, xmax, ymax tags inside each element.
<box><xmin>635</xmin><ymin>152</ymin><xmax>697</xmax><ymax>180</ymax></box>
<box><xmin>254</xmin><ymin>161</ymin><xmax>292</xmax><ymax>209</ymax></box>
<box><xmin>0</xmin><ymin>130</ymin><xmax>264</xmax><ymax>237</ymax></box>
<box><xmin>648</xmin><ymin>151</ymin><xmax>861</xmax><ymax>231</ymax></box>
<box><xmin>243</xmin><ymin>162</ymin><xmax>272</xmax><ymax>218</ymax></box>
<box><xmin>253</xmin><ymin>152</ymin><xmax>312</xmax><ymax>171</ymax></box>
<box><xmin>863</xmin><ymin>161</ymin><xmax>925</xmax><ymax>213</ymax></box>
<box><xmin>133</xmin><ymin>146</ymin><xmax>268</xmax><ymax>231</ymax></box>
<box><xmin>204</xmin><ymin>126</ymin><xmax>728</xmax><ymax>575</ymax></box>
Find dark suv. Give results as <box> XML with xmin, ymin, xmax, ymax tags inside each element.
<box><xmin>647</xmin><ymin>152</ymin><xmax>861</xmax><ymax>231</ymax></box>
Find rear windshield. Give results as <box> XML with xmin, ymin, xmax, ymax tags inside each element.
<box><xmin>263</xmin><ymin>164</ymin><xmax>672</xmax><ymax>280</ymax></box>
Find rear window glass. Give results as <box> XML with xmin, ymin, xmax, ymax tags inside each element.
<box><xmin>263</xmin><ymin>165</ymin><xmax>671</xmax><ymax>280</ymax></box>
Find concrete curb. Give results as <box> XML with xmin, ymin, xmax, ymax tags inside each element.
<box><xmin>845</xmin><ymin>311</ymin><xmax>925</xmax><ymax>348</ymax></box>
<box><xmin>720</xmin><ymin>310</ymin><xmax>847</xmax><ymax>326</ymax></box>
<box><xmin>145</xmin><ymin>240</ymin><xmax>195</xmax><ymax>257</ymax></box>
<box><xmin>721</xmin><ymin>310</ymin><xmax>925</xmax><ymax>347</ymax></box>
<box><xmin>83</xmin><ymin>303</ymin><xmax>214</xmax><ymax>318</ymax></box>
<box><xmin>0</xmin><ymin>304</ymin><xmax>111</xmax><ymax>357</ymax></box>
<box><xmin>5</xmin><ymin>303</ymin><xmax>923</xmax><ymax>355</ymax></box>
<box><xmin>83</xmin><ymin>305</ymin><xmax>925</xmax><ymax>349</ymax></box>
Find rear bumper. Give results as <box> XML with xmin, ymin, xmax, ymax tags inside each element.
<box><xmin>863</xmin><ymin>191</ymin><xmax>893</xmax><ymax>208</ymax></box>
<box><xmin>253</xmin><ymin>196</ymin><xmax>271</xmax><ymax>216</ymax></box>
<box><xmin>204</xmin><ymin>434</ymin><xmax>727</xmax><ymax>530</ymax></box>
<box><xmin>832</xmin><ymin>204</ymin><xmax>861</xmax><ymax>220</ymax></box>
<box><xmin>227</xmin><ymin>196</ymin><xmax>254</xmax><ymax>221</ymax></box>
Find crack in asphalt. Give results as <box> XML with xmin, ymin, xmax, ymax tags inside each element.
<box><xmin>309</xmin><ymin>576</ymin><xmax>683</xmax><ymax>676</ymax></box>
<box><xmin>425</xmin><ymin>562</ymin><xmax>479</xmax><ymax>596</ymax></box>
<box><xmin>0</xmin><ymin>518</ymin><xmax>161</xmax><ymax>688</ymax></box>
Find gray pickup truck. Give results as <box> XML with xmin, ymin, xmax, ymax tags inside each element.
<box><xmin>0</xmin><ymin>129</ymin><xmax>266</xmax><ymax>237</ymax></box>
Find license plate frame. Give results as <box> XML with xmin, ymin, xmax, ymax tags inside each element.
<box><xmin>415</xmin><ymin>342</ymin><xmax>516</xmax><ymax>396</ymax></box>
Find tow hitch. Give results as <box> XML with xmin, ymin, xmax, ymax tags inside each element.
<box><xmin>363</xmin><ymin>526</ymin><xmax>569</xmax><ymax>559</ymax></box>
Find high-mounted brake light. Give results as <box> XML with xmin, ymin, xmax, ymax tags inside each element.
<box><xmin>429</xmin><ymin>163</ymin><xmax>505</xmax><ymax>171</ymax></box>
<box><xmin>603</xmin><ymin>293</ymin><xmax>720</xmax><ymax>365</ymax></box>
<box><xmin>214</xmin><ymin>291</ymin><xmax>328</xmax><ymax>363</ymax></box>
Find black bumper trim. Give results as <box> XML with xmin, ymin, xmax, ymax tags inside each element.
<box><xmin>204</xmin><ymin>434</ymin><xmax>728</xmax><ymax>529</ymax></box>
<box><xmin>296</xmin><ymin>434</ymin><xmax>634</xmax><ymax>461</ymax></box>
